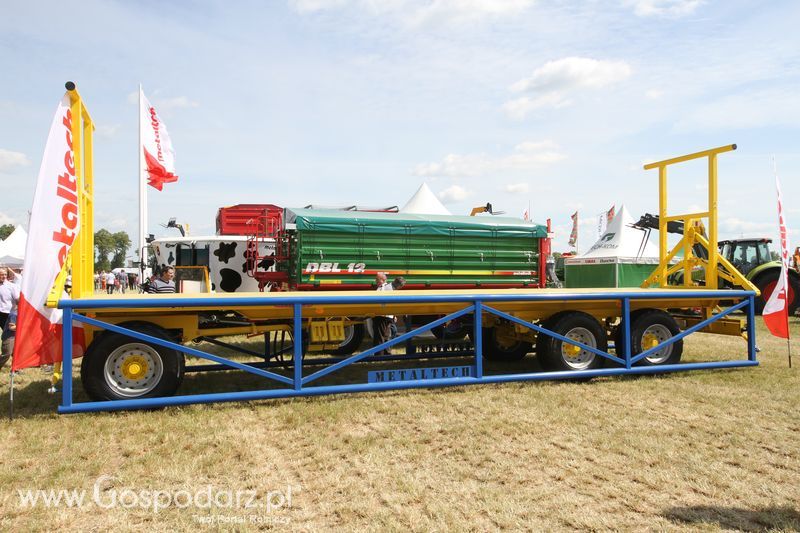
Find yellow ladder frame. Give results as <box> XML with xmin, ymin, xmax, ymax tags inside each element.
<box><xmin>640</xmin><ymin>144</ymin><xmax>758</xmax><ymax>294</ymax></box>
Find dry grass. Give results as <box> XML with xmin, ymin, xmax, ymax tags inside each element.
<box><xmin>0</xmin><ymin>316</ymin><xmax>798</xmax><ymax>531</ymax></box>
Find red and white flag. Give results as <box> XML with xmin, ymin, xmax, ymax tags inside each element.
<box><xmin>140</xmin><ymin>91</ymin><xmax>178</xmax><ymax>191</ymax></box>
<box><xmin>12</xmin><ymin>96</ymin><xmax>84</xmax><ymax>370</ymax></box>
<box><xmin>568</xmin><ymin>211</ymin><xmax>578</xmax><ymax>247</ymax></box>
<box><xmin>763</xmin><ymin>174</ymin><xmax>791</xmax><ymax>339</ymax></box>
<box><xmin>522</xmin><ymin>208</ymin><xmax>530</xmax><ymax>221</ymax></box>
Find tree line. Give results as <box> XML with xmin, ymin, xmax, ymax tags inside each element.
<box><xmin>0</xmin><ymin>224</ymin><xmax>131</xmax><ymax>271</ymax></box>
<box><xmin>94</xmin><ymin>229</ymin><xmax>131</xmax><ymax>271</ymax></box>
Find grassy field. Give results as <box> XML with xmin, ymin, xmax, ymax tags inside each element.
<box><xmin>0</xmin><ymin>317</ymin><xmax>798</xmax><ymax>531</ymax></box>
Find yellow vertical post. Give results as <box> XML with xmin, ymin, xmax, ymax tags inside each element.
<box><xmin>658</xmin><ymin>165</ymin><xmax>668</xmax><ymax>287</ymax></box>
<box><xmin>66</xmin><ymin>83</ymin><xmax>95</xmax><ymax>299</ymax></box>
<box><xmin>706</xmin><ymin>153</ymin><xmax>718</xmax><ymax>289</ymax></box>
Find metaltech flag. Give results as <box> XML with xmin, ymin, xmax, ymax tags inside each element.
<box><xmin>140</xmin><ymin>90</ymin><xmax>178</xmax><ymax>191</ymax></box>
<box><xmin>12</xmin><ymin>96</ymin><xmax>84</xmax><ymax>370</ymax></box>
<box><xmin>763</xmin><ymin>174</ymin><xmax>791</xmax><ymax>339</ymax></box>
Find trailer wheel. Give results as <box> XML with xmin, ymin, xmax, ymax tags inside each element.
<box><xmin>479</xmin><ymin>327</ymin><xmax>531</xmax><ymax>361</ymax></box>
<box><xmin>331</xmin><ymin>324</ymin><xmax>365</xmax><ymax>355</ymax></box>
<box><xmin>538</xmin><ymin>312</ymin><xmax>607</xmax><ymax>371</ymax></box>
<box><xmin>626</xmin><ymin>310</ymin><xmax>682</xmax><ymax>366</ymax></box>
<box><xmin>431</xmin><ymin>320</ymin><xmax>469</xmax><ymax>340</ymax></box>
<box><xmin>81</xmin><ymin>324</ymin><xmax>185</xmax><ymax>401</ymax></box>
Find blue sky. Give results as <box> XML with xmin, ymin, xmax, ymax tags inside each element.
<box><xmin>1</xmin><ymin>0</ymin><xmax>799</xmax><ymax>252</ymax></box>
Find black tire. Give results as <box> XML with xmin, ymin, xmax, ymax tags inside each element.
<box><xmin>479</xmin><ymin>326</ymin><xmax>531</xmax><ymax>361</ymax></box>
<box><xmin>431</xmin><ymin>319</ymin><xmax>469</xmax><ymax>340</ymax></box>
<box><xmin>81</xmin><ymin>323</ymin><xmax>185</xmax><ymax>401</ymax></box>
<box><xmin>753</xmin><ymin>270</ymin><xmax>800</xmax><ymax>315</ymax></box>
<box><xmin>626</xmin><ymin>310</ymin><xmax>682</xmax><ymax>366</ymax></box>
<box><xmin>331</xmin><ymin>323</ymin><xmax>365</xmax><ymax>355</ymax></box>
<box><xmin>538</xmin><ymin>312</ymin><xmax>607</xmax><ymax>371</ymax></box>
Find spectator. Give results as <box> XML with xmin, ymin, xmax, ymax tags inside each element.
<box><xmin>794</xmin><ymin>247</ymin><xmax>800</xmax><ymax>273</ymax></box>
<box><xmin>390</xmin><ymin>277</ymin><xmax>406</xmax><ymax>339</ymax></box>
<box><xmin>105</xmin><ymin>270</ymin><xmax>116</xmax><ymax>294</ymax></box>
<box><xmin>100</xmin><ymin>270</ymin><xmax>107</xmax><ymax>292</ymax></box>
<box><xmin>116</xmin><ymin>270</ymin><xmax>127</xmax><ymax>294</ymax></box>
<box><xmin>0</xmin><ymin>308</ymin><xmax>15</xmax><ymax>371</ymax></box>
<box><xmin>7</xmin><ymin>268</ymin><xmax>22</xmax><ymax>286</ymax></box>
<box><xmin>0</xmin><ymin>268</ymin><xmax>20</xmax><ymax>330</ymax></box>
<box><xmin>147</xmin><ymin>266</ymin><xmax>177</xmax><ymax>294</ymax></box>
<box><xmin>372</xmin><ymin>272</ymin><xmax>393</xmax><ymax>355</ymax></box>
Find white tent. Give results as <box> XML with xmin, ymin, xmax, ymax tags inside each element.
<box><xmin>564</xmin><ymin>206</ymin><xmax>659</xmax><ymax>288</ymax></box>
<box><xmin>572</xmin><ymin>205</ymin><xmax>658</xmax><ymax>262</ymax></box>
<box><xmin>400</xmin><ymin>183</ymin><xmax>452</xmax><ymax>216</ymax></box>
<box><xmin>0</xmin><ymin>225</ymin><xmax>27</xmax><ymax>267</ymax></box>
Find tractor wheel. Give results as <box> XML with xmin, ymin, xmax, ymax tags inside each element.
<box><xmin>624</xmin><ymin>310</ymin><xmax>683</xmax><ymax>366</ymax></box>
<box><xmin>753</xmin><ymin>270</ymin><xmax>800</xmax><ymax>315</ymax></box>
<box><xmin>81</xmin><ymin>323</ymin><xmax>185</xmax><ymax>401</ymax></box>
<box><xmin>538</xmin><ymin>312</ymin><xmax>607</xmax><ymax>372</ymax></box>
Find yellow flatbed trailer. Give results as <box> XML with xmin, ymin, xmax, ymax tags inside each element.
<box><xmin>50</xmin><ymin>84</ymin><xmax>759</xmax><ymax>413</ymax></box>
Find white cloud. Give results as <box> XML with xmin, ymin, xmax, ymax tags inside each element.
<box><xmin>415</xmin><ymin>140</ymin><xmax>565</xmax><ymax>178</ymax></box>
<box><xmin>0</xmin><ymin>211</ymin><xmax>15</xmax><ymax>225</ymax></box>
<box><xmin>290</xmin><ymin>0</ymin><xmax>349</xmax><ymax>13</ymax></box>
<box><xmin>155</xmin><ymin>96</ymin><xmax>199</xmax><ymax>112</ymax></box>
<box><xmin>96</xmin><ymin>124</ymin><xmax>121</xmax><ymax>138</ymax></box>
<box><xmin>289</xmin><ymin>0</ymin><xmax>534</xmax><ymax>26</ymax></box>
<box><xmin>645</xmin><ymin>89</ymin><xmax>664</xmax><ymax>100</ymax></box>
<box><xmin>625</xmin><ymin>0</ymin><xmax>703</xmax><ymax>18</ymax></box>
<box><xmin>505</xmin><ymin>57</ymin><xmax>632</xmax><ymax>118</ymax></box>
<box><xmin>0</xmin><ymin>149</ymin><xmax>31</xmax><ymax>172</ymax></box>
<box><xmin>674</xmin><ymin>87</ymin><xmax>800</xmax><ymax>132</ymax></box>
<box><xmin>721</xmin><ymin>217</ymin><xmax>776</xmax><ymax>235</ymax></box>
<box><xmin>438</xmin><ymin>184</ymin><xmax>469</xmax><ymax>203</ymax></box>
<box><xmin>505</xmin><ymin>182</ymin><xmax>529</xmax><ymax>194</ymax></box>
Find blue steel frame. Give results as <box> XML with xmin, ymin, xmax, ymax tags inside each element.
<box><xmin>57</xmin><ymin>289</ymin><xmax>758</xmax><ymax>413</ymax></box>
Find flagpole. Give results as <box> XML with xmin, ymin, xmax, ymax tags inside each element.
<box><xmin>138</xmin><ymin>84</ymin><xmax>147</xmax><ymax>276</ymax></box>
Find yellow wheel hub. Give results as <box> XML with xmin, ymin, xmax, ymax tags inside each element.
<box><xmin>121</xmin><ymin>355</ymin><xmax>149</xmax><ymax>380</ymax></box>
<box><xmin>642</xmin><ymin>333</ymin><xmax>660</xmax><ymax>350</ymax></box>
<box><xmin>564</xmin><ymin>341</ymin><xmax>582</xmax><ymax>356</ymax></box>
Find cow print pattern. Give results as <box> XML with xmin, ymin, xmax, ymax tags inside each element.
<box><xmin>219</xmin><ymin>268</ymin><xmax>242</xmax><ymax>292</ymax></box>
<box><xmin>214</xmin><ymin>242</ymin><xmax>237</xmax><ymax>263</ymax></box>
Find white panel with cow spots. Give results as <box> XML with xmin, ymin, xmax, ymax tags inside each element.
<box><xmin>151</xmin><ymin>236</ymin><xmax>276</xmax><ymax>293</ymax></box>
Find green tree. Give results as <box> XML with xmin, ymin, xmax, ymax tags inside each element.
<box><xmin>110</xmin><ymin>231</ymin><xmax>131</xmax><ymax>269</ymax></box>
<box><xmin>0</xmin><ymin>224</ymin><xmax>14</xmax><ymax>240</ymax></box>
<box><xmin>94</xmin><ymin>229</ymin><xmax>114</xmax><ymax>271</ymax></box>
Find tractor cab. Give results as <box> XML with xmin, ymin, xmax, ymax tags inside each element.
<box><xmin>719</xmin><ymin>238</ymin><xmax>772</xmax><ymax>277</ymax></box>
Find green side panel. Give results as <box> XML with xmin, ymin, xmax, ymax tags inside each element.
<box><xmin>287</xmin><ymin>209</ymin><xmax>544</xmax><ymax>287</ymax></box>
<box><xmin>565</xmin><ymin>263</ymin><xmax>616</xmax><ymax>288</ymax></box>
<box><xmin>616</xmin><ymin>263</ymin><xmax>658</xmax><ymax>287</ymax></box>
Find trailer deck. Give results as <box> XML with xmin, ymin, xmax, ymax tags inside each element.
<box><xmin>57</xmin><ymin>286</ymin><xmax>758</xmax><ymax>413</ymax></box>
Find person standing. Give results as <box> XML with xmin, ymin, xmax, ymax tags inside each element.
<box><xmin>147</xmin><ymin>266</ymin><xmax>177</xmax><ymax>294</ymax></box>
<box><xmin>0</xmin><ymin>268</ymin><xmax>20</xmax><ymax>331</ymax></box>
<box><xmin>372</xmin><ymin>272</ymin><xmax>393</xmax><ymax>355</ymax></box>
<box><xmin>105</xmin><ymin>270</ymin><xmax>116</xmax><ymax>294</ymax></box>
<box><xmin>793</xmin><ymin>247</ymin><xmax>800</xmax><ymax>273</ymax></box>
<box><xmin>7</xmin><ymin>268</ymin><xmax>22</xmax><ymax>287</ymax></box>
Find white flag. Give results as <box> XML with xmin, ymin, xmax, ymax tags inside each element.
<box><xmin>140</xmin><ymin>91</ymin><xmax>178</xmax><ymax>191</ymax></box>
<box><xmin>13</xmin><ymin>96</ymin><xmax>84</xmax><ymax>369</ymax></box>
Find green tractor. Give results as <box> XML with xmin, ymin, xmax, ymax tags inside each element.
<box><xmin>718</xmin><ymin>238</ymin><xmax>799</xmax><ymax>314</ymax></box>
